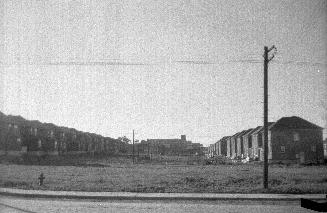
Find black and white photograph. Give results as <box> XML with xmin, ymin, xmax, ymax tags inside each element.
<box><xmin>0</xmin><ymin>0</ymin><xmax>326</xmax><ymax>212</ymax></box>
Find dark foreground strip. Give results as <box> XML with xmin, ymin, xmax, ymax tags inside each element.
<box><xmin>0</xmin><ymin>202</ymin><xmax>37</xmax><ymax>213</ymax></box>
<box><xmin>301</xmin><ymin>198</ymin><xmax>327</xmax><ymax>212</ymax></box>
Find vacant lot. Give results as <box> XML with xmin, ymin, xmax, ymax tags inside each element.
<box><xmin>1</xmin><ymin>160</ymin><xmax>327</xmax><ymax>193</ymax></box>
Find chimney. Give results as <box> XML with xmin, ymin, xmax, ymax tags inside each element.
<box><xmin>181</xmin><ymin>135</ymin><xmax>186</xmax><ymax>141</ymax></box>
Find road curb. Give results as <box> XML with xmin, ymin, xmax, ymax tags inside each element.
<box><xmin>0</xmin><ymin>188</ymin><xmax>326</xmax><ymax>201</ymax></box>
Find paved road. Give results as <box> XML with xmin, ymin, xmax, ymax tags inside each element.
<box><xmin>0</xmin><ymin>196</ymin><xmax>316</xmax><ymax>213</ymax></box>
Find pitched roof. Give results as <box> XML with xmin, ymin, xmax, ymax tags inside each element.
<box><xmin>252</xmin><ymin>122</ymin><xmax>275</xmax><ymax>135</ymax></box>
<box><xmin>236</xmin><ymin>129</ymin><xmax>252</xmax><ymax>138</ymax></box>
<box><xmin>230</xmin><ymin>132</ymin><xmax>239</xmax><ymax>138</ymax></box>
<box><xmin>243</xmin><ymin>126</ymin><xmax>261</xmax><ymax>137</ymax></box>
<box><xmin>231</xmin><ymin>131</ymin><xmax>243</xmax><ymax>139</ymax></box>
<box><xmin>270</xmin><ymin>116</ymin><xmax>322</xmax><ymax>130</ymax></box>
<box><xmin>226</xmin><ymin>136</ymin><xmax>232</xmax><ymax>141</ymax></box>
<box><xmin>219</xmin><ymin>136</ymin><xmax>230</xmax><ymax>141</ymax></box>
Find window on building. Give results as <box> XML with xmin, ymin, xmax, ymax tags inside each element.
<box><xmin>293</xmin><ymin>132</ymin><xmax>300</xmax><ymax>141</ymax></box>
<box><xmin>38</xmin><ymin>140</ymin><xmax>42</xmax><ymax>148</ymax></box>
<box><xmin>280</xmin><ymin>146</ymin><xmax>286</xmax><ymax>153</ymax></box>
<box><xmin>14</xmin><ymin>125</ymin><xmax>18</xmax><ymax>129</ymax></box>
<box><xmin>311</xmin><ymin>145</ymin><xmax>316</xmax><ymax>152</ymax></box>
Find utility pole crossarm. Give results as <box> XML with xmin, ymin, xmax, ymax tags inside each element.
<box><xmin>268</xmin><ymin>45</ymin><xmax>276</xmax><ymax>52</ymax></box>
<box><xmin>268</xmin><ymin>54</ymin><xmax>275</xmax><ymax>62</ymax></box>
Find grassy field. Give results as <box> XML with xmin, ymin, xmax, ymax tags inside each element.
<box><xmin>1</xmin><ymin>156</ymin><xmax>327</xmax><ymax>194</ymax></box>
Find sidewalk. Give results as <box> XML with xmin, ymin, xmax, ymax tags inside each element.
<box><xmin>0</xmin><ymin>188</ymin><xmax>326</xmax><ymax>201</ymax></box>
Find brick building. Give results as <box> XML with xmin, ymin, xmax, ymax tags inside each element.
<box><xmin>209</xmin><ymin>116</ymin><xmax>324</xmax><ymax>164</ymax></box>
<box><xmin>142</xmin><ymin>135</ymin><xmax>203</xmax><ymax>156</ymax></box>
<box><xmin>267</xmin><ymin>116</ymin><xmax>323</xmax><ymax>163</ymax></box>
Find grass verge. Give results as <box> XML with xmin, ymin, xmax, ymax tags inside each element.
<box><xmin>0</xmin><ymin>160</ymin><xmax>326</xmax><ymax>193</ymax></box>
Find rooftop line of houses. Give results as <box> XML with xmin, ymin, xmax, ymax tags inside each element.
<box><xmin>207</xmin><ymin>116</ymin><xmax>325</xmax><ymax>164</ymax></box>
<box><xmin>0</xmin><ymin>112</ymin><xmax>128</xmax><ymax>156</ymax></box>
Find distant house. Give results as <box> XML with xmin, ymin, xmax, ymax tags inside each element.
<box><xmin>20</xmin><ymin>125</ymin><xmax>40</xmax><ymax>154</ymax></box>
<box><xmin>230</xmin><ymin>132</ymin><xmax>241</xmax><ymax>159</ymax></box>
<box><xmin>0</xmin><ymin>123</ymin><xmax>22</xmax><ymax>156</ymax></box>
<box><xmin>37</xmin><ymin>127</ymin><xmax>58</xmax><ymax>155</ymax></box>
<box><xmin>205</xmin><ymin>146</ymin><xmax>211</xmax><ymax>158</ymax></box>
<box><xmin>236</xmin><ymin>129</ymin><xmax>252</xmax><ymax>158</ymax></box>
<box><xmin>251</xmin><ymin>123</ymin><xmax>275</xmax><ymax>161</ymax></box>
<box><xmin>212</xmin><ymin>143</ymin><xmax>217</xmax><ymax>157</ymax></box>
<box><xmin>220</xmin><ymin>136</ymin><xmax>228</xmax><ymax>156</ymax></box>
<box><xmin>226</xmin><ymin>136</ymin><xmax>232</xmax><ymax>158</ymax></box>
<box><xmin>210</xmin><ymin>144</ymin><xmax>216</xmax><ymax>157</ymax></box>
<box><xmin>242</xmin><ymin>126</ymin><xmax>261</xmax><ymax>158</ymax></box>
<box><xmin>144</xmin><ymin>135</ymin><xmax>203</xmax><ymax>156</ymax></box>
<box><xmin>215</xmin><ymin>141</ymin><xmax>220</xmax><ymax>156</ymax></box>
<box><xmin>215</xmin><ymin>136</ymin><xmax>229</xmax><ymax>156</ymax></box>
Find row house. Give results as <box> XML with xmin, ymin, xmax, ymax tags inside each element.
<box><xmin>219</xmin><ymin>137</ymin><xmax>228</xmax><ymax>156</ymax></box>
<box><xmin>251</xmin><ymin>122</ymin><xmax>275</xmax><ymax>160</ymax></box>
<box><xmin>207</xmin><ymin>144</ymin><xmax>213</xmax><ymax>157</ymax></box>
<box><xmin>230</xmin><ymin>132</ymin><xmax>241</xmax><ymax>159</ymax></box>
<box><xmin>242</xmin><ymin>126</ymin><xmax>261</xmax><ymax>159</ymax></box>
<box><xmin>0</xmin><ymin>121</ymin><xmax>125</xmax><ymax>157</ymax></box>
<box><xmin>0</xmin><ymin>123</ymin><xmax>22</xmax><ymax>156</ymax></box>
<box><xmin>209</xmin><ymin>116</ymin><xmax>324</xmax><ymax>164</ymax></box>
<box><xmin>212</xmin><ymin>136</ymin><xmax>228</xmax><ymax>157</ymax></box>
<box><xmin>236</xmin><ymin>129</ymin><xmax>253</xmax><ymax>158</ymax></box>
<box><xmin>226</xmin><ymin>136</ymin><xmax>232</xmax><ymax>158</ymax></box>
<box><xmin>208</xmin><ymin>136</ymin><xmax>231</xmax><ymax>158</ymax></box>
<box><xmin>266</xmin><ymin>117</ymin><xmax>323</xmax><ymax>163</ymax></box>
<box><xmin>211</xmin><ymin>143</ymin><xmax>216</xmax><ymax>157</ymax></box>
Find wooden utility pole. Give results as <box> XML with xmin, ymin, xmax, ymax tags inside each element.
<box><xmin>132</xmin><ymin>129</ymin><xmax>135</xmax><ymax>164</ymax></box>
<box><xmin>263</xmin><ymin>45</ymin><xmax>276</xmax><ymax>189</ymax></box>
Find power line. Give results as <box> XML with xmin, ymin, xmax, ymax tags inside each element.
<box><xmin>271</xmin><ymin>60</ymin><xmax>326</xmax><ymax>67</ymax></box>
<box><xmin>0</xmin><ymin>59</ymin><xmax>326</xmax><ymax>67</ymax></box>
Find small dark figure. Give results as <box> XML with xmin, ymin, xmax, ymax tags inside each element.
<box><xmin>38</xmin><ymin>173</ymin><xmax>45</xmax><ymax>186</ymax></box>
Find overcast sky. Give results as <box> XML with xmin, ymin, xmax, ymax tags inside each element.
<box><xmin>0</xmin><ymin>0</ymin><xmax>326</xmax><ymax>145</ymax></box>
